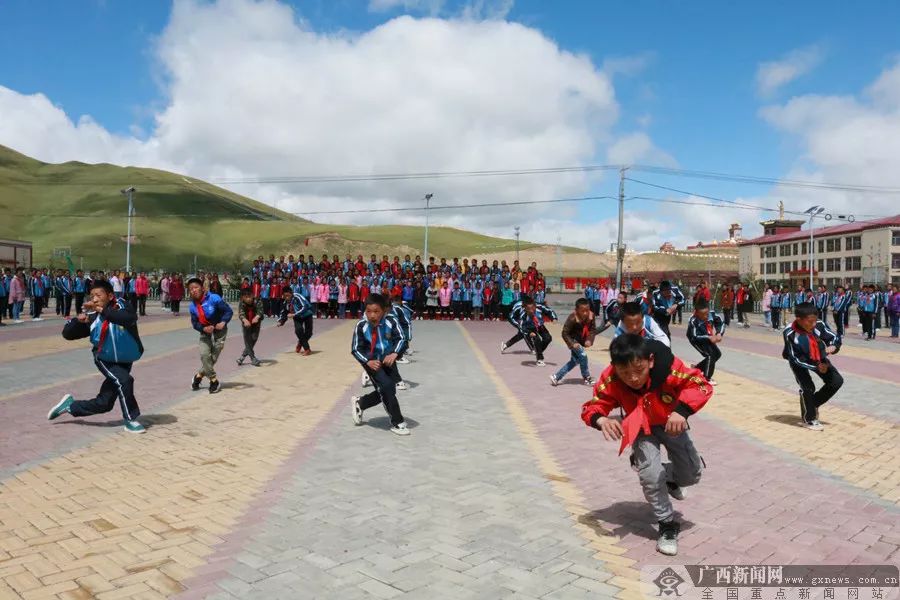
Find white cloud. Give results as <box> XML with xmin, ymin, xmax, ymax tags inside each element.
<box><xmin>755</xmin><ymin>44</ymin><xmax>824</xmax><ymax>97</ymax></box>
<box><xmin>606</xmin><ymin>132</ymin><xmax>676</xmax><ymax>167</ymax></box>
<box><xmin>602</xmin><ymin>52</ymin><xmax>655</xmax><ymax>78</ymax></box>
<box><xmin>759</xmin><ymin>60</ymin><xmax>900</xmax><ymax>223</ymax></box>
<box><xmin>368</xmin><ymin>0</ymin><xmax>512</xmax><ymax>19</ymax></box>
<box><xmin>1</xmin><ymin>0</ymin><xmax>708</xmax><ymax>253</ymax></box>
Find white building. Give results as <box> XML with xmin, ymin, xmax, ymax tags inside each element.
<box><xmin>738</xmin><ymin>215</ymin><xmax>900</xmax><ymax>288</ymax></box>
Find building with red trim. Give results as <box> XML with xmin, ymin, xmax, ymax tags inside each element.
<box><xmin>738</xmin><ymin>215</ymin><xmax>900</xmax><ymax>287</ymax></box>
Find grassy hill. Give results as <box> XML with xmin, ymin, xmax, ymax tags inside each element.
<box><xmin>0</xmin><ymin>145</ymin><xmax>737</xmax><ymax>275</ymax></box>
<box><xmin>0</xmin><ymin>145</ymin><xmax>562</xmax><ymax>271</ymax></box>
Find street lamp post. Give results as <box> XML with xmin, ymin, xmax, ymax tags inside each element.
<box><xmin>804</xmin><ymin>205</ymin><xmax>825</xmax><ymax>291</ymax></box>
<box><xmin>514</xmin><ymin>226</ymin><xmax>520</xmax><ymax>264</ymax></box>
<box><xmin>121</xmin><ymin>186</ymin><xmax>136</xmax><ymax>272</ymax></box>
<box><xmin>423</xmin><ymin>193</ymin><xmax>434</xmax><ymax>262</ymax></box>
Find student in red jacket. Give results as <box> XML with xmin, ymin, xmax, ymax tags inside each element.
<box><xmin>581</xmin><ymin>334</ymin><xmax>712</xmax><ymax>557</ymax></box>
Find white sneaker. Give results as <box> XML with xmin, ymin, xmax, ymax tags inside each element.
<box><xmin>351</xmin><ymin>396</ymin><xmax>363</xmax><ymax>426</ymax></box>
<box><xmin>500</xmin><ymin>342</ymin><xmax>508</xmax><ymax>354</ymax></box>
<box><xmin>584</xmin><ymin>377</ymin><xmax>595</xmax><ymax>386</ymax></box>
<box><xmin>549</xmin><ymin>374</ymin><xmax>559</xmax><ymax>386</ymax></box>
<box><xmin>395</xmin><ymin>381</ymin><xmax>409</xmax><ymax>391</ymax></box>
<box><xmin>397</xmin><ymin>357</ymin><xmax>410</xmax><ymax>364</ymax></box>
<box><xmin>14</xmin><ymin>320</ymin><xmax>23</xmax><ymax>324</ymax></box>
<box><xmin>391</xmin><ymin>422</ymin><xmax>411</xmax><ymax>436</ymax></box>
<box><xmin>361</xmin><ymin>372</ymin><xmax>371</xmax><ymax>387</ymax></box>
<box><xmin>536</xmin><ymin>360</ymin><xmax>546</xmax><ymax>367</ymax></box>
<box><xmin>32</xmin><ymin>317</ymin><xmax>43</xmax><ymax>322</ymax></box>
<box><xmin>708</xmin><ymin>379</ymin><xmax>718</xmax><ymax>386</ymax></box>
<box><xmin>803</xmin><ymin>420</ymin><xmax>824</xmax><ymax>431</ymax></box>
<box><xmin>656</xmin><ymin>521</ymin><xmax>680</xmax><ymax>556</ymax></box>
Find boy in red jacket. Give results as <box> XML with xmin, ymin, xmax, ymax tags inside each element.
<box><xmin>581</xmin><ymin>334</ymin><xmax>712</xmax><ymax>556</ymax></box>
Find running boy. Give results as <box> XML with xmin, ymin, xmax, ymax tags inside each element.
<box><xmin>520</xmin><ymin>297</ymin><xmax>557</xmax><ymax>367</ymax></box>
<box><xmin>350</xmin><ymin>294</ymin><xmax>410</xmax><ymax>436</ymax></box>
<box><xmin>581</xmin><ymin>334</ymin><xmax>712</xmax><ymax>556</ymax></box>
<box><xmin>550</xmin><ymin>298</ymin><xmax>597</xmax><ymax>386</ymax></box>
<box><xmin>278</xmin><ymin>287</ymin><xmax>315</xmax><ymax>355</ymax></box>
<box><xmin>188</xmin><ymin>277</ymin><xmax>233</xmax><ymax>394</ymax></box>
<box><xmin>614</xmin><ymin>301</ymin><xmax>670</xmax><ymax>346</ymax></box>
<box><xmin>237</xmin><ymin>287</ymin><xmax>264</xmax><ymax>366</ymax></box>
<box><xmin>686</xmin><ymin>298</ymin><xmax>725</xmax><ymax>385</ymax></box>
<box><xmin>48</xmin><ymin>281</ymin><xmax>146</xmax><ymax>433</ymax></box>
<box><xmin>782</xmin><ymin>302</ymin><xmax>843</xmax><ymax>431</ymax></box>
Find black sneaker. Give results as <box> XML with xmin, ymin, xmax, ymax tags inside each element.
<box><xmin>656</xmin><ymin>520</ymin><xmax>680</xmax><ymax>556</ymax></box>
<box><xmin>208</xmin><ymin>379</ymin><xmax>221</xmax><ymax>394</ymax></box>
<box><xmin>191</xmin><ymin>374</ymin><xmax>202</xmax><ymax>391</ymax></box>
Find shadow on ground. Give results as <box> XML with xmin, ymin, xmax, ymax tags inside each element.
<box><xmin>580</xmin><ymin>503</ymin><xmax>694</xmax><ymax>541</ymax></box>
<box><xmin>365</xmin><ymin>416</ymin><xmax>422</xmax><ymax>431</ymax></box>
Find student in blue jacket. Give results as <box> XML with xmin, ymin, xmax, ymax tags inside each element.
<box><xmin>187</xmin><ymin>278</ymin><xmax>233</xmax><ymax>394</ymax></box>
<box><xmin>48</xmin><ymin>280</ymin><xmax>146</xmax><ymax>433</ymax></box>
<box><xmin>350</xmin><ymin>294</ymin><xmax>410</xmax><ymax>436</ymax></box>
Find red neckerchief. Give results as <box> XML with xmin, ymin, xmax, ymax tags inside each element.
<box><xmin>98</xmin><ymin>319</ymin><xmax>111</xmax><ymax>353</ymax></box>
<box><xmin>618</xmin><ymin>378</ymin><xmax>654</xmax><ymax>455</ymax></box>
<box><xmin>194</xmin><ymin>296</ymin><xmax>210</xmax><ymax>326</ymax></box>
<box><xmin>245</xmin><ymin>302</ymin><xmax>255</xmax><ymax>323</ymax></box>
<box><xmin>369</xmin><ymin>325</ymin><xmax>378</xmax><ymax>358</ymax></box>
<box><xmin>792</xmin><ymin>322</ymin><xmax>821</xmax><ymax>362</ymax></box>
<box><xmin>581</xmin><ymin>320</ymin><xmax>591</xmax><ymax>341</ymax></box>
<box><xmin>533</xmin><ymin>315</ymin><xmax>540</xmax><ymax>328</ymax></box>
<box><xmin>705</xmin><ymin>321</ymin><xmax>714</xmax><ymax>336</ymax></box>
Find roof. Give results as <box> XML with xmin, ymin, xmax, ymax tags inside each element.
<box><xmin>739</xmin><ymin>215</ymin><xmax>900</xmax><ymax>246</ymax></box>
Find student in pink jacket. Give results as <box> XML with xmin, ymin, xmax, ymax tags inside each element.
<box><xmin>337</xmin><ymin>281</ymin><xmax>348</xmax><ymax>318</ymax></box>
<box><xmin>315</xmin><ymin>282</ymin><xmax>328</xmax><ymax>317</ymax></box>
<box><xmin>9</xmin><ymin>271</ymin><xmax>26</xmax><ymax>322</ymax></box>
<box><xmin>438</xmin><ymin>282</ymin><xmax>452</xmax><ymax>319</ymax></box>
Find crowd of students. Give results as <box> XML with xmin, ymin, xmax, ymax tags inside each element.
<box><xmin>235</xmin><ymin>253</ymin><xmax>548</xmax><ymax>322</ymax></box>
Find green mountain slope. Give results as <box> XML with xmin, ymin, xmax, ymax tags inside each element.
<box><xmin>0</xmin><ymin>145</ymin><xmax>563</xmax><ymax>271</ymax></box>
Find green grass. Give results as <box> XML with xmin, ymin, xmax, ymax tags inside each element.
<box><xmin>0</xmin><ymin>144</ymin><xmax>563</xmax><ymax>270</ymax></box>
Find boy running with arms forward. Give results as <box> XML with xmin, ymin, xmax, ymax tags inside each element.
<box><xmin>582</xmin><ymin>334</ymin><xmax>712</xmax><ymax>556</ymax></box>
<box><xmin>350</xmin><ymin>294</ymin><xmax>410</xmax><ymax>436</ymax></box>
<box><xmin>48</xmin><ymin>281</ymin><xmax>146</xmax><ymax>433</ymax></box>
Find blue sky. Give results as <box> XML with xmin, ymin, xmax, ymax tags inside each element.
<box><xmin>1</xmin><ymin>0</ymin><xmax>898</xmax><ymax>249</ymax></box>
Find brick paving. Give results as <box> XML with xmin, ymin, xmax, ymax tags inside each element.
<box><xmin>0</xmin><ymin>310</ymin><xmax>897</xmax><ymax>599</ymax></box>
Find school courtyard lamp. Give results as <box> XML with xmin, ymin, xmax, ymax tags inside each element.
<box><xmin>423</xmin><ymin>193</ymin><xmax>434</xmax><ymax>261</ymax></box>
<box><xmin>121</xmin><ymin>186</ymin><xmax>136</xmax><ymax>272</ymax></box>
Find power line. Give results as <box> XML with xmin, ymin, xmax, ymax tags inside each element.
<box><xmin>292</xmin><ymin>195</ymin><xmax>616</xmax><ymax>216</ymax></box>
<box><xmin>630</xmin><ymin>165</ymin><xmax>900</xmax><ymax>194</ymax></box>
<box><xmin>0</xmin><ymin>195</ymin><xmax>617</xmax><ymax>219</ymax></box>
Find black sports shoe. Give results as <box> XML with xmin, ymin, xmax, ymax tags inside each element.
<box><xmin>208</xmin><ymin>379</ymin><xmax>220</xmax><ymax>394</ymax></box>
<box><xmin>657</xmin><ymin>520</ymin><xmax>680</xmax><ymax>556</ymax></box>
<box><xmin>191</xmin><ymin>374</ymin><xmax>202</xmax><ymax>391</ymax></box>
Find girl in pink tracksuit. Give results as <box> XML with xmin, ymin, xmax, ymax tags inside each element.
<box><xmin>338</xmin><ymin>281</ymin><xmax>348</xmax><ymax>318</ymax></box>
<box><xmin>438</xmin><ymin>282</ymin><xmax>452</xmax><ymax>319</ymax></box>
<box><xmin>315</xmin><ymin>280</ymin><xmax>328</xmax><ymax>317</ymax></box>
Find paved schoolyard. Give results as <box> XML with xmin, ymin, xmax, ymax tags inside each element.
<box><xmin>0</xmin><ymin>306</ymin><xmax>897</xmax><ymax>599</ymax></box>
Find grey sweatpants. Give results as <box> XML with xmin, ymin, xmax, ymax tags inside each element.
<box><xmin>632</xmin><ymin>425</ymin><xmax>703</xmax><ymax>522</ymax></box>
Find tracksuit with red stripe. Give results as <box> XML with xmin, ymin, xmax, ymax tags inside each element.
<box><xmin>782</xmin><ymin>320</ymin><xmax>843</xmax><ymax>425</ymax></box>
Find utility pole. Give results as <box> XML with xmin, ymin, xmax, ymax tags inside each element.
<box><xmin>423</xmin><ymin>193</ymin><xmax>434</xmax><ymax>261</ymax></box>
<box><xmin>514</xmin><ymin>226</ymin><xmax>520</xmax><ymax>264</ymax></box>
<box><xmin>555</xmin><ymin>234</ymin><xmax>562</xmax><ymax>286</ymax></box>
<box><xmin>120</xmin><ymin>187</ymin><xmax>135</xmax><ymax>272</ymax></box>
<box><xmin>614</xmin><ymin>167</ymin><xmax>627</xmax><ymax>291</ymax></box>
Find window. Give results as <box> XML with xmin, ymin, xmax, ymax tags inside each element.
<box><xmin>846</xmin><ymin>236</ymin><xmax>861</xmax><ymax>251</ymax></box>
<box><xmin>892</xmin><ymin>231</ymin><xmax>900</xmax><ymax>246</ymax></box>
<box><xmin>826</xmin><ymin>238</ymin><xmax>840</xmax><ymax>252</ymax></box>
<box><xmin>779</xmin><ymin>262</ymin><xmax>789</xmax><ymax>274</ymax></box>
<box><xmin>845</xmin><ymin>256</ymin><xmax>861</xmax><ymax>271</ymax></box>
<box><xmin>893</xmin><ymin>254</ymin><xmax>900</xmax><ymax>269</ymax></box>
<box><xmin>780</xmin><ymin>244</ymin><xmax>791</xmax><ymax>257</ymax></box>
<box><xmin>792</xmin><ymin>261</ymin><xmax>798</xmax><ymax>271</ymax></box>
<box><xmin>801</xmin><ymin>242</ymin><xmax>808</xmax><ymax>255</ymax></box>
<box><xmin>793</xmin><ymin>243</ymin><xmax>799</xmax><ymax>255</ymax></box>
<box><xmin>826</xmin><ymin>258</ymin><xmax>841</xmax><ymax>272</ymax></box>
<box><xmin>818</xmin><ymin>259</ymin><xmax>824</xmax><ymax>272</ymax></box>
<box><xmin>818</xmin><ymin>240</ymin><xmax>825</xmax><ymax>253</ymax></box>
<box><xmin>760</xmin><ymin>248</ymin><xmax>764</xmax><ymax>259</ymax></box>
<box><xmin>765</xmin><ymin>263</ymin><xmax>777</xmax><ymax>275</ymax></box>
<box><xmin>764</xmin><ymin>246</ymin><xmax>777</xmax><ymax>258</ymax></box>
